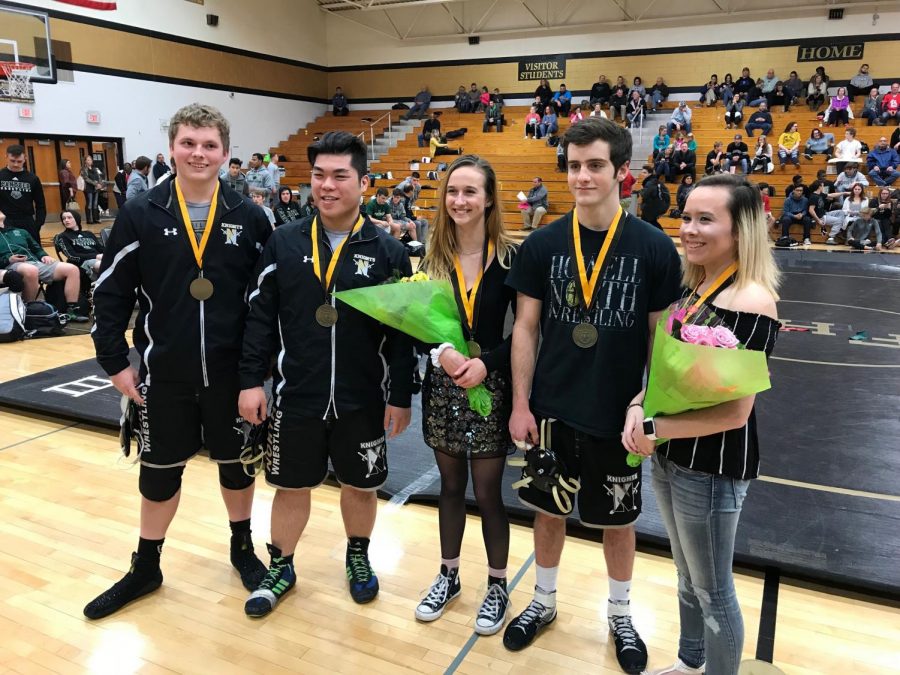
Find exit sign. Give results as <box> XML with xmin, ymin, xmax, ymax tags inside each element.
<box><xmin>87</xmin><ymin>110</ymin><xmax>101</xmax><ymax>124</ymax></box>
<box><xmin>18</xmin><ymin>106</ymin><xmax>34</xmax><ymax>119</ymax></box>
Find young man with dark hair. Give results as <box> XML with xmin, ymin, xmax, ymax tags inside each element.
<box><xmin>238</xmin><ymin>130</ymin><xmax>414</xmax><ymax>617</ymax></box>
<box><xmin>418</xmin><ymin>111</ymin><xmax>442</xmax><ymax>148</ymax></box>
<box><xmin>366</xmin><ymin>186</ymin><xmax>392</xmax><ymax>232</ymax></box>
<box><xmin>503</xmin><ymin>117</ymin><xmax>682</xmax><ymax>674</ymax></box>
<box><xmin>84</xmin><ymin>103</ymin><xmax>272</xmax><ymax>620</ymax></box>
<box><xmin>780</xmin><ymin>184</ymin><xmax>810</xmax><ymax>244</ymax></box>
<box><xmin>224</xmin><ymin>157</ymin><xmax>250</xmax><ymax>196</ymax></box>
<box><xmin>0</xmin><ymin>144</ymin><xmax>46</xmax><ymax>243</ymax></box>
<box><xmin>126</xmin><ymin>156</ymin><xmax>152</xmax><ymax>200</ymax></box>
<box><xmin>246</xmin><ymin>152</ymin><xmax>275</xmax><ymax>205</ymax></box>
<box><xmin>332</xmin><ymin>86</ymin><xmax>349</xmax><ymax>116</ymax></box>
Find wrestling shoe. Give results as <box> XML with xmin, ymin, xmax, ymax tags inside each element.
<box><xmin>502</xmin><ymin>587</ymin><xmax>556</xmax><ymax>651</ymax></box>
<box><xmin>609</xmin><ymin>601</ymin><xmax>649</xmax><ymax>674</ymax></box>
<box><xmin>230</xmin><ymin>530</ymin><xmax>267</xmax><ymax>591</ymax></box>
<box><xmin>244</xmin><ymin>544</ymin><xmax>296</xmax><ymax>618</ymax></box>
<box><xmin>83</xmin><ymin>552</ymin><xmax>162</xmax><ymax>620</ymax></box>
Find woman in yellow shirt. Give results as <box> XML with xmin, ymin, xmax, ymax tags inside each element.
<box><xmin>430</xmin><ymin>130</ymin><xmax>463</xmax><ymax>157</ymax></box>
<box><xmin>777</xmin><ymin>121</ymin><xmax>801</xmax><ymax>168</ymax></box>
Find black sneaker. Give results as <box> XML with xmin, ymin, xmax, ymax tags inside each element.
<box><xmin>83</xmin><ymin>552</ymin><xmax>163</xmax><ymax>620</ymax></box>
<box><xmin>803</xmin><ymin>153</ymin><xmax>813</xmax><ymax>160</ymax></box>
<box><xmin>346</xmin><ymin>550</ymin><xmax>379</xmax><ymax>604</ymax></box>
<box><xmin>244</xmin><ymin>544</ymin><xmax>296</xmax><ymax>618</ymax></box>
<box><xmin>608</xmin><ymin>602</ymin><xmax>648</xmax><ymax>674</ymax></box>
<box><xmin>475</xmin><ymin>581</ymin><xmax>510</xmax><ymax>635</ymax></box>
<box><xmin>415</xmin><ymin>565</ymin><xmax>461</xmax><ymax>621</ymax></box>
<box><xmin>502</xmin><ymin>588</ymin><xmax>557</xmax><ymax>651</ymax></box>
<box><xmin>230</xmin><ymin>531</ymin><xmax>267</xmax><ymax>591</ymax></box>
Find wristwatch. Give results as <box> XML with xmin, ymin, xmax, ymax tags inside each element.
<box><xmin>642</xmin><ymin>417</ymin><xmax>657</xmax><ymax>441</ymax></box>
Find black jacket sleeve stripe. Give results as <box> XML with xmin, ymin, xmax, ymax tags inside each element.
<box><xmin>240</xmin><ymin>242</ymin><xmax>280</xmax><ymax>390</ymax></box>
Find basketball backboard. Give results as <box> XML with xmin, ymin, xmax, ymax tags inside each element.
<box><xmin>0</xmin><ymin>4</ymin><xmax>55</xmax><ymax>83</ymax></box>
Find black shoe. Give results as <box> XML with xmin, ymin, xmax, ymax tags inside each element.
<box><xmin>231</xmin><ymin>531</ymin><xmax>267</xmax><ymax>591</ymax></box>
<box><xmin>244</xmin><ymin>544</ymin><xmax>296</xmax><ymax>618</ymax></box>
<box><xmin>66</xmin><ymin>304</ymin><xmax>89</xmax><ymax>323</ymax></box>
<box><xmin>475</xmin><ymin>580</ymin><xmax>510</xmax><ymax>635</ymax></box>
<box><xmin>83</xmin><ymin>552</ymin><xmax>163</xmax><ymax>620</ymax></box>
<box><xmin>609</xmin><ymin>604</ymin><xmax>648</xmax><ymax>674</ymax></box>
<box><xmin>346</xmin><ymin>550</ymin><xmax>379</xmax><ymax>604</ymax></box>
<box><xmin>804</xmin><ymin>153</ymin><xmax>813</xmax><ymax>160</ymax></box>
<box><xmin>2</xmin><ymin>268</ymin><xmax>24</xmax><ymax>293</ymax></box>
<box><xmin>415</xmin><ymin>565</ymin><xmax>461</xmax><ymax>621</ymax></box>
<box><xmin>502</xmin><ymin>589</ymin><xmax>557</xmax><ymax>651</ymax></box>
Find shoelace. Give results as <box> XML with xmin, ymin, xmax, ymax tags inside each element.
<box><xmin>421</xmin><ymin>573</ymin><xmax>451</xmax><ymax>608</ymax></box>
<box><xmin>347</xmin><ymin>553</ymin><xmax>372</xmax><ymax>582</ymax></box>
<box><xmin>610</xmin><ymin>614</ymin><xmax>640</xmax><ymax>649</ymax></box>
<box><xmin>477</xmin><ymin>584</ymin><xmax>507</xmax><ymax>620</ymax></box>
<box><xmin>513</xmin><ymin>599</ymin><xmax>548</xmax><ymax>627</ymax></box>
<box><xmin>259</xmin><ymin>561</ymin><xmax>285</xmax><ymax>590</ymax></box>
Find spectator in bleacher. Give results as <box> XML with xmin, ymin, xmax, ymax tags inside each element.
<box><xmin>672</xmin><ymin>141</ymin><xmax>696</xmax><ymax>181</ymax></box>
<box><xmin>720</xmin><ymin>73</ymin><xmax>734</xmax><ymax>103</ymax></box>
<box><xmin>666</xmin><ymin>101</ymin><xmax>692</xmax><ymax>136</ymax></box>
<box><xmin>783</xmin><ymin>174</ymin><xmax>807</xmax><ymax>198</ymax></box>
<box><xmin>779</xmin><ymin>184</ymin><xmax>811</xmax><ymax>244</ymax></box>
<box><xmin>881</xmin><ymin>82</ymin><xmax>900</xmax><ymax>125</ymax></box>
<box><xmin>126</xmin><ymin>156</ymin><xmax>151</xmax><ymax>200</ymax></box>
<box><xmin>760</xmin><ymin>69</ymin><xmax>779</xmax><ymax>95</ymax></box>
<box><xmin>492</xmin><ymin>88</ymin><xmax>506</xmax><ymax>115</ymax></box>
<box><xmin>674</xmin><ymin>174</ymin><xmax>695</xmax><ymax>217</ymax></box>
<box><xmin>647</xmin><ymin>77</ymin><xmax>669</xmax><ymax>112</ymax></box>
<box><xmin>625</xmin><ymin>91</ymin><xmax>646</xmax><ymax>128</ymax></box>
<box><xmin>686</xmin><ymin>133</ymin><xmax>697</xmax><ymax>153</ymax></box>
<box><xmin>630</xmin><ymin>77</ymin><xmax>646</xmax><ymax>102</ymax></box>
<box><xmin>744</xmin><ymin>102</ymin><xmax>773</xmax><ymax>137</ymax></box>
<box><xmin>56</xmin><ymin>208</ymin><xmax>104</xmax><ymax>281</ymax></box>
<box><xmin>418</xmin><ymin>111</ymin><xmax>442</xmax><ymax>148</ymax></box>
<box><xmin>621</xmin><ymin>169</ymin><xmax>636</xmax><ymax>214</ymax></box>
<box><xmin>724</xmin><ymin>93</ymin><xmax>744</xmax><ymax>130</ymax></box>
<box><xmin>638</xmin><ymin>165</ymin><xmax>667</xmax><ymax>229</ymax></box>
<box><xmin>751</xmin><ymin>135</ymin><xmax>774</xmax><ymax>174</ymax></box>
<box><xmin>767</xmin><ymin>81</ymin><xmax>791</xmax><ymax>113</ymax></box>
<box><xmin>250</xmin><ymin>189</ymin><xmax>276</xmax><ymax>227</ymax></box>
<box><xmin>478</xmin><ymin>86</ymin><xmax>491</xmax><ymax>113</ymax></box>
<box><xmin>734</xmin><ymin>68</ymin><xmax>754</xmax><ymax>99</ymax></box>
<box><xmin>483</xmin><ymin>99</ymin><xmax>503</xmax><ymax>133</ymax></box>
<box><xmin>402</xmin><ymin>86</ymin><xmax>432</xmax><ymax>121</ymax></box>
<box><xmin>807</xmin><ymin>75</ymin><xmax>827</xmax><ymax>111</ymax></box>
<box><xmin>871</xmin><ymin>187</ymin><xmax>897</xmax><ymax>245</ymax></box>
<box><xmin>699</xmin><ymin>74</ymin><xmax>719</xmax><ymax>107</ymax></box>
<box><xmin>810</xmin><ymin>66</ymin><xmax>830</xmax><ymax>85</ymax></box>
<box><xmin>273</xmin><ymin>187</ymin><xmax>302</xmax><ymax>227</ymax></box>
<box><xmin>590</xmin><ymin>75</ymin><xmax>611</xmax><ymax>107</ymax></box>
<box><xmin>467</xmin><ymin>83</ymin><xmax>482</xmax><ymax>112</ymax></box>
<box><xmin>453</xmin><ymin>85</ymin><xmax>470</xmax><ymax>113</ymax></box>
<box><xmin>0</xmin><ymin>208</ymin><xmax>87</xmax><ymax>320</ymax></box>
<box><xmin>524</xmin><ymin>106</ymin><xmax>542</xmax><ymax>139</ymax></box>
<box><xmin>539</xmin><ymin>106</ymin><xmax>559</xmax><ymax>139</ymax></box>
<box><xmin>552</xmin><ymin>84</ymin><xmax>573</xmax><ymax>116</ymax></box>
<box><xmin>300</xmin><ymin>194</ymin><xmax>317</xmax><ymax>219</ymax></box>
<box><xmin>246</xmin><ymin>153</ymin><xmax>275</xmax><ymax>205</ymax></box>
<box><xmin>399</xmin><ymin>184</ymin><xmax>428</xmax><ymax>241</ymax></box>
<box><xmin>652</xmin><ymin>126</ymin><xmax>670</xmax><ymax>160</ymax></box>
<box><xmin>803</xmin><ymin>128</ymin><xmax>835</xmax><ymax>161</ymax></box>
<box><xmin>332</xmin><ymin>87</ymin><xmax>349</xmax><ymax>117</ymax></box>
<box><xmin>846</xmin><ymin>207</ymin><xmax>882</xmax><ymax>250</ymax></box>
<box><xmin>555</xmin><ymin>140</ymin><xmax>565</xmax><ymax>173</ymax></box>
<box><xmin>365</xmin><ymin>186</ymin><xmax>392</xmax><ymax>232</ymax></box>
<box><xmin>609</xmin><ymin>83</ymin><xmax>629</xmax><ymax>122</ymax></box>
<box><xmin>757</xmin><ymin>182</ymin><xmax>774</xmax><ymax>226</ymax></box>
<box><xmin>430</xmin><ymin>130</ymin><xmax>462</xmax><ymax>157</ymax></box>
<box><xmin>387</xmin><ymin>188</ymin><xmax>419</xmax><ymax>243</ymax></box>
<box><xmin>847</xmin><ymin>64</ymin><xmax>874</xmax><ymax>102</ymax></box>
<box><xmin>747</xmin><ymin>79</ymin><xmax>766</xmax><ymax>107</ymax></box>
<box><xmin>777</xmin><ymin>122</ymin><xmax>802</xmax><ymax>169</ymax></box>
<box><xmin>224</xmin><ymin>158</ymin><xmax>250</xmax><ymax>196</ymax></box>
<box><xmin>833</xmin><ymin>128</ymin><xmax>863</xmax><ymax>174</ymax></box>
<box><xmin>860</xmin><ymin>88</ymin><xmax>883</xmax><ymax>126</ymax></box>
<box><xmin>590</xmin><ymin>103</ymin><xmax>608</xmax><ymax>119</ymax></box>
<box><xmin>866</xmin><ymin>136</ymin><xmax>900</xmax><ymax>186</ymax></box>
<box><xmin>784</xmin><ymin>71</ymin><xmax>804</xmax><ymax>104</ymax></box>
<box><xmin>398</xmin><ymin>171</ymin><xmax>422</xmax><ymax>204</ymax></box>
<box><xmin>655</xmin><ymin>146</ymin><xmax>674</xmax><ymax>183</ymax></box>
<box><xmin>826</xmin><ymin>182</ymin><xmax>867</xmax><ymax>244</ymax></box>
<box><xmin>706</xmin><ymin>141</ymin><xmax>726</xmax><ymax>175</ymax></box>
<box><xmin>826</xmin><ymin>87</ymin><xmax>851</xmax><ymax>127</ymax></box>
<box><xmin>807</xmin><ymin>180</ymin><xmax>828</xmax><ymax>237</ymax></box>
<box><xmin>833</xmin><ymin>163</ymin><xmax>869</xmax><ymax>200</ymax></box>
<box><xmin>569</xmin><ymin>105</ymin><xmax>585</xmax><ymax>124</ymax></box>
<box><xmin>535</xmin><ymin>78</ymin><xmax>553</xmax><ymax>110</ymax></box>
<box><xmin>521</xmin><ymin>176</ymin><xmax>548</xmax><ymax>230</ymax></box>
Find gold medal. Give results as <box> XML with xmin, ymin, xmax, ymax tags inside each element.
<box><xmin>466</xmin><ymin>340</ymin><xmax>482</xmax><ymax>358</ymax></box>
<box><xmin>453</xmin><ymin>239</ymin><xmax>494</xmax><ymax>359</ymax></box>
<box><xmin>190</xmin><ymin>276</ymin><xmax>214</xmax><ymax>301</ymax></box>
<box><xmin>572</xmin><ymin>323</ymin><xmax>598</xmax><ymax>349</ymax></box>
<box><xmin>315</xmin><ymin>303</ymin><xmax>338</xmax><ymax>327</ymax></box>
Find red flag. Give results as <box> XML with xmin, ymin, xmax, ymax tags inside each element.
<box><xmin>54</xmin><ymin>0</ymin><xmax>117</xmax><ymax>9</ymax></box>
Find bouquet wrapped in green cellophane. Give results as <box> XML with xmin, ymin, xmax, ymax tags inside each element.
<box><xmin>334</xmin><ymin>278</ymin><xmax>492</xmax><ymax>416</ymax></box>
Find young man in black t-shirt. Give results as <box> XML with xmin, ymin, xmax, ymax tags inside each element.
<box><xmin>504</xmin><ymin>117</ymin><xmax>681</xmax><ymax>674</ymax></box>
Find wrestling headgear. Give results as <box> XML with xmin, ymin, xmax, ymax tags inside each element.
<box><xmin>508</xmin><ymin>418</ymin><xmax>581</xmax><ymax>514</ymax></box>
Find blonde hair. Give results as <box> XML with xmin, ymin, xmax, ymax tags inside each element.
<box><xmin>168</xmin><ymin>103</ymin><xmax>230</xmax><ymax>151</ymax></box>
<box><xmin>420</xmin><ymin>155</ymin><xmax>516</xmax><ymax>279</ymax></box>
<box><xmin>682</xmin><ymin>174</ymin><xmax>781</xmax><ymax>300</ymax></box>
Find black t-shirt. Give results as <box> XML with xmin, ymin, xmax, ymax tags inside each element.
<box><xmin>506</xmin><ymin>211</ymin><xmax>682</xmax><ymax>438</ymax></box>
<box><xmin>809</xmin><ymin>192</ymin><xmax>828</xmax><ymax>218</ymax></box>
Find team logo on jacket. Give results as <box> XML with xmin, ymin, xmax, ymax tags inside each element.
<box><xmin>358</xmin><ymin>435</ymin><xmax>386</xmax><ymax>478</ymax></box>
<box><xmin>221</xmin><ymin>222</ymin><xmax>242</xmax><ymax>246</ymax></box>
<box><xmin>353</xmin><ymin>253</ymin><xmax>375</xmax><ymax>278</ymax></box>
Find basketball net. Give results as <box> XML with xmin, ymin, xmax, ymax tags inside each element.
<box><xmin>0</xmin><ymin>62</ymin><xmax>36</xmax><ymax>101</ymax></box>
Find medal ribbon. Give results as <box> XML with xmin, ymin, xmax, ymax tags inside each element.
<box><xmin>311</xmin><ymin>214</ymin><xmax>364</xmax><ymax>297</ymax></box>
<box><xmin>173</xmin><ymin>178</ymin><xmax>220</xmax><ymax>271</ymax></box>
<box><xmin>569</xmin><ymin>206</ymin><xmax>625</xmax><ymax>312</ymax></box>
<box><xmin>685</xmin><ymin>262</ymin><xmax>739</xmax><ymax>318</ymax></box>
<box><xmin>452</xmin><ymin>239</ymin><xmax>495</xmax><ymax>336</ymax></box>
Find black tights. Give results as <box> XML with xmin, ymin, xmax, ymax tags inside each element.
<box><xmin>434</xmin><ymin>450</ymin><xmax>509</xmax><ymax>570</ymax></box>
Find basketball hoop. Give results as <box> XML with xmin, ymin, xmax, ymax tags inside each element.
<box><xmin>0</xmin><ymin>61</ymin><xmax>36</xmax><ymax>101</ymax></box>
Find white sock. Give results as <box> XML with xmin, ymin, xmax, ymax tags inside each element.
<box><xmin>441</xmin><ymin>557</ymin><xmax>460</xmax><ymax>573</ymax></box>
<box><xmin>488</xmin><ymin>566</ymin><xmax>507</xmax><ymax>580</ymax></box>
<box><xmin>534</xmin><ymin>564</ymin><xmax>559</xmax><ymax>595</ymax></box>
<box><xmin>608</xmin><ymin>577</ymin><xmax>632</xmax><ymax>607</ymax></box>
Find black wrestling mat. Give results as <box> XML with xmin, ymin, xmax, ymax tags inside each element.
<box><xmin>2</xmin><ymin>253</ymin><xmax>899</xmax><ymax>597</ymax></box>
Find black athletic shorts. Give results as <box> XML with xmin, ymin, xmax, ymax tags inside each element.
<box><xmin>264</xmin><ymin>404</ymin><xmax>387</xmax><ymax>491</ymax></box>
<box><xmin>136</xmin><ymin>375</ymin><xmax>244</xmax><ymax>468</ymax></box>
<box><xmin>516</xmin><ymin>417</ymin><xmax>642</xmax><ymax>528</ymax></box>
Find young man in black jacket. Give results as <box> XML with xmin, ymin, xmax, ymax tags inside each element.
<box><xmin>84</xmin><ymin>103</ymin><xmax>272</xmax><ymax>620</ymax></box>
<box><xmin>238</xmin><ymin>131</ymin><xmax>415</xmax><ymax>617</ymax></box>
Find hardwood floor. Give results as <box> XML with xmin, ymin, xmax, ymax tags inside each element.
<box><xmin>0</xmin><ymin>336</ymin><xmax>897</xmax><ymax>674</ymax></box>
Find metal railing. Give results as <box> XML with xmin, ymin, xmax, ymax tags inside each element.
<box><xmin>365</xmin><ymin>110</ymin><xmax>393</xmax><ymax>162</ymax></box>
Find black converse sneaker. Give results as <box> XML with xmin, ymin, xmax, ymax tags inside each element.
<box><xmin>608</xmin><ymin>601</ymin><xmax>648</xmax><ymax>674</ymax></box>
<box><xmin>415</xmin><ymin>565</ymin><xmax>461</xmax><ymax>621</ymax></box>
<box><xmin>474</xmin><ymin>580</ymin><xmax>510</xmax><ymax>635</ymax></box>
<box><xmin>83</xmin><ymin>552</ymin><xmax>163</xmax><ymax>620</ymax></box>
<box><xmin>502</xmin><ymin>587</ymin><xmax>557</xmax><ymax>651</ymax></box>
<box><xmin>244</xmin><ymin>544</ymin><xmax>296</xmax><ymax>618</ymax></box>
<box><xmin>230</xmin><ymin>531</ymin><xmax>267</xmax><ymax>591</ymax></box>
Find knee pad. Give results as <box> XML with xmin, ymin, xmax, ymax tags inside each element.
<box><xmin>219</xmin><ymin>461</ymin><xmax>254</xmax><ymax>491</ymax></box>
<box><xmin>139</xmin><ymin>464</ymin><xmax>185</xmax><ymax>502</ymax></box>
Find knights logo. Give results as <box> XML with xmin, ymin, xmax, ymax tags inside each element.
<box><xmin>221</xmin><ymin>222</ymin><xmax>243</xmax><ymax>246</ymax></box>
<box><xmin>353</xmin><ymin>254</ymin><xmax>375</xmax><ymax>278</ymax></box>
<box><xmin>605</xmin><ymin>479</ymin><xmax>639</xmax><ymax>514</ymax></box>
<box><xmin>358</xmin><ymin>436</ymin><xmax>387</xmax><ymax>478</ymax></box>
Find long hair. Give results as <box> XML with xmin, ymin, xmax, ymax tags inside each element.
<box><xmin>682</xmin><ymin>174</ymin><xmax>781</xmax><ymax>299</ymax></box>
<box><xmin>420</xmin><ymin>155</ymin><xmax>515</xmax><ymax>280</ymax></box>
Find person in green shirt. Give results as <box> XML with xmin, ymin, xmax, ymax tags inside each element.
<box><xmin>365</xmin><ymin>187</ymin><xmax>392</xmax><ymax>231</ymax></box>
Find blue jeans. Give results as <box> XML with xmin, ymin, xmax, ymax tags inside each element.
<box><xmin>667</xmin><ymin>121</ymin><xmax>692</xmax><ymax>135</ymax></box>
<box><xmin>744</xmin><ymin>122</ymin><xmax>771</xmax><ymax>137</ymax></box>
<box><xmin>651</xmin><ymin>453</ymin><xmax>750</xmax><ymax>675</ymax></box>
<box><xmin>870</xmin><ymin>168</ymin><xmax>900</xmax><ymax>186</ymax></box>
<box><xmin>778</xmin><ymin>148</ymin><xmax>799</xmax><ymax>165</ymax></box>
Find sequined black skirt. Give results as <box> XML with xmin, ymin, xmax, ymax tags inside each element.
<box><xmin>421</xmin><ymin>364</ymin><xmax>514</xmax><ymax>458</ymax></box>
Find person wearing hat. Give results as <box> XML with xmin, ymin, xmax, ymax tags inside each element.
<box><xmin>666</xmin><ymin>101</ymin><xmax>692</xmax><ymax>136</ymax></box>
